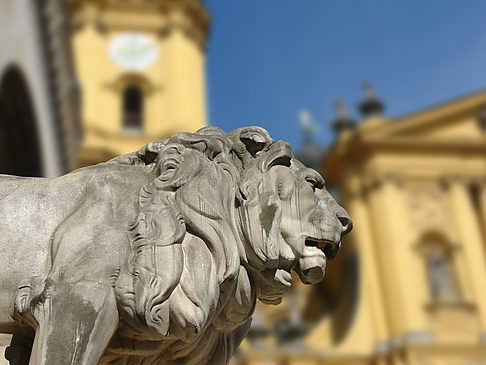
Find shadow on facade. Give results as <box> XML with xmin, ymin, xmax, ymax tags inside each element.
<box><xmin>0</xmin><ymin>66</ymin><xmax>43</xmax><ymax>177</ymax></box>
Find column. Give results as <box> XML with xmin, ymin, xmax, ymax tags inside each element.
<box><xmin>343</xmin><ymin>178</ymin><xmax>389</xmax><ymax>353</ymax></box>
<box><xmin>367</xmin><ymin>173</ymin><xmax>432</xmax><ymax>344</ymax></box>
<box><xmin>448</xmin><ymin>177</ymin><xmax>486</xmax><ymax>337</ymax></box>
<box><xmin>479</xmin><ymin>180</ymin><xmax>486</xmax><ymax>241</ymax></box>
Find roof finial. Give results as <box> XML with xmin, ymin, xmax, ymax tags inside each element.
<box><xmin>358</xmin><ymin>82</ymin><xmax>384</xmax><ymax>118</ymax></box>
<box><xmin>331</xmin><ymin>99</ymin><xmax>356</xmax><ymax>135</ymax></box>
<box><xmin>298</xmin><ymin>109</ymin><xmax>319</xmax><ymax>144</ymax></box>
<box><xmin>364</xmin><ymin>82</ymin><xmax>375</xmax><ymax>99</ymax></box>
<box><xmin>295</xmin><ymin>109</ymin><xmax>326</xmax><ymax>170</ymax></box>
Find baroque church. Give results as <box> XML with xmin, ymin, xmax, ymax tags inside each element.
<box><xmin>0</xmin><ymin>1</ymin><xmax>486</xmax><ymax>365</ymax></box>
<box><xmin>233</xmin><ymin>87</ymin><xmax>486</xmax><ymax>365</ymax></box>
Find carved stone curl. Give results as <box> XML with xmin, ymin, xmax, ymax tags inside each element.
<box><xmin>0</xmin><ymin>126</ymin><xmax>352</xmax><ymax>365</ymax></box>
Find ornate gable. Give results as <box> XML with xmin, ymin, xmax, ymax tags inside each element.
<box><xmin>362</xmin><ymin>89</ymin><xmax>486</xmax><ymax>146</ymax></box>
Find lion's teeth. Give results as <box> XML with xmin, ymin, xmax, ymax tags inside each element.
<box><xmin>274</xmin><ymin>269</ymin><xmax>292</xmax><ymax>287</ymax></box>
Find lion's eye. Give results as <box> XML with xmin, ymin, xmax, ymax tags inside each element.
<box><xmin>306</xmin><ymin>177</ymin><xmax>318</xmax><ymax>192</ymax></box>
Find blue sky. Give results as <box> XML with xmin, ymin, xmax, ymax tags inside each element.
<box><xmin>205</xmin><ymin>1</ymin><xmax>486</xmax><ymax>150</ymax></box>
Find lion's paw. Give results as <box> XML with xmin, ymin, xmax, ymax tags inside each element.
<box><xmin>14</xmin><ymin>284</ymin><xmax>31</xmax><ymax>316</ymax></box>
<box><xmin>13</xmin><ymin>276</ymin><xmax>47</xmax><ymax>324</ymax></box>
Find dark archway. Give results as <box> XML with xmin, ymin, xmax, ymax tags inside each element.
<box><xmin>0</xmin><ymin>66</ymin><xmax>43</xmax><ymax>176</ymax></box>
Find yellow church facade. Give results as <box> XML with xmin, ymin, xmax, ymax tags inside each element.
<box><xmin>68</xmin><ymin>0</ymin><xmax>209</xmax><ymax>166</ymax></box>
<box><xmin>322</xmin><ymin>90</ymin><xmax>486</xmax><ymax>365</ymax></box>
<box><xmin>233</xmin><ymin>90</ymin><xmax>486</xmax><ymax>365</ymax></box>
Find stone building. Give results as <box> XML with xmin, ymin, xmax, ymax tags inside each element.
<box><xmin>68</xmin><ymin>0</ymin><xmax>209</xmax><ymax>167</ymax></box>
<box><xmin>0</xmin><ymin>0</ymin><xmax>81</xmax><ymax>363</ymax></box>
<box><xmin>0</xmin><ymin>0</ymin><xmax>81</xmax><ymax>177</ymax></box>
<box><xmin>234</xmin><ymin>88</ymin><xmax>486</xmax><ymax>365</ymax></box>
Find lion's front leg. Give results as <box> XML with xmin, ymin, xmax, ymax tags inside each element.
<box><xmin>28</xmin><ymin>279</ymin><xmax>118</xmax><ymax>365</ymax></box>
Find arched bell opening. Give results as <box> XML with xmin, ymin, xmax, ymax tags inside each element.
<box><xmin>0</xmin><ymin>66</ymin><xmax>43</xmax><ymax>176</ymax></box>
<box><xmin>122</xmin><ymin>85</ymin><xmax>144</xmax><ymax>135</ymax></box>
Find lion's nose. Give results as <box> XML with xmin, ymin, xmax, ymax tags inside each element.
<box><xmin>337</xmin><ymin>210</ymin><xmax>353</xmax><ymax>235</ymax></box>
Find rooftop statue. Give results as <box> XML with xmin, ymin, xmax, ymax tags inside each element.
<box><xmin>0</xmin><ymin>126</ymin><xmax>352</xmax><ymax>365</ymax></box>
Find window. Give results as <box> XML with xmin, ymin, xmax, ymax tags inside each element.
<box><xmin>122</xmin><ymin>85</ymin><xmax>143</xmax><ymax>134</ymax></box>
<box><xmin>423</xmin><ymin>239</ymin><xmax>460</xmax><ymax>302</ymax></box>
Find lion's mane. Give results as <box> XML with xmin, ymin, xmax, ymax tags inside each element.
<box><xmin>111</xmin><ymin>127</ymin><xmax>275</xmax><ymax>363</ymax></box>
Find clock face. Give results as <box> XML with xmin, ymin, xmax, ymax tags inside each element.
<box><xmin>108</xmin><ymin>32</ymin><xmax>159</xmax><ymax>71</ymax></box>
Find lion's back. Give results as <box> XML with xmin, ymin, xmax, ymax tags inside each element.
<box><xmin>0</xmin><ymin>175</ymin><xmax>57</xmax><ymax>329</ymax></box>
<box><xmin>0</xmin><ymin>163</ymin><xmax>150</xmax><ymax>329</ymax></box>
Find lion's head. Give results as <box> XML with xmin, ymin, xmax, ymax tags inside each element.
<box><xmin>229</xmin><ymin>127</ymin><xmax>352</xmax><ymax>305</ymax></box>
<box><xmin>112</xmin><ymin>126</ymin><xmax>352</xmax><ymax>350</ymax></box>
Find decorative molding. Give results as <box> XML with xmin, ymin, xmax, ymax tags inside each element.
<box><xmin>104</xmin><ymin>74</ymin><xmax>161</xmax><ymax>95</ymax></box>
<box><xmin>402</xmin><ymin>331</ymin><xmax>435</xmax><ymax>345</ymax></box>
<box><xmin>362</xmin><ymin>170</ymin><xmax>404</xmax><ymax>193</ymax></box>
<box><xmin>390</xmin><ymin>336</ymin><xmax>403</xmax><ymax>349</ymax></box>
<box><xmin>479</xmin><ymin>332</ymin><xmax>486</xmax><ymax>345</ymax></box>
<box><xmin>407</xmin><ymin>184</ymin><xmax>451</xmax><ymax>239</ymax></box>
<box><xmin>440</xmin><ymin>174</ymin><xmax>478</xmax><ymax>189</ymax></box>
<box><xmin>386</xmin><ymin>331</ymin><xmax>435</xmax><ymax>351</ymax></box>
<box><xmin>68</xmin><ymin>0</ymin><xmax>210</xmax><ymax>49</ymax></box>
<box><xmin>374</xmin><ymin>340</ymin><xmax>390</xmax><ymax>354</ymax></box>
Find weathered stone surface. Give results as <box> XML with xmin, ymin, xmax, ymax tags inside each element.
<box><xmin>0</xmin><ymin>126</ymin><xmax>352</xmax><ymax>365</ymax></box>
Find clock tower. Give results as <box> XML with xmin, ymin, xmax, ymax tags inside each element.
<box><xmin>68</xmin><ymin>0</ymin><xmax>209</xmax><ymax>166</ymax></box>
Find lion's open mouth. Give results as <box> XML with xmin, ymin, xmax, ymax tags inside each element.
<box><xmin>305</xmin><ymin>237</ymin><xmax>341</xmax><ymax>261</ymax></box>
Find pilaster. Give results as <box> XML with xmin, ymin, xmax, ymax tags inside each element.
<box><xmin>446</xmin><ymin>175</ymin><xmax>486</xmax><ymax>336</ymax></box>
<box><xmin>365</xmin><ymin>172</ymin><xmax>432</xmax><ymax>344</ymax></box>
<box><xmin>479</xmin><ymin>179</ymin><xmax>486</xmax><ymax>241</ymax></box>
<box><xmin>342</xmin><ymin>176</ymin><xmax>389</xmax><ymax>354</ymax></box>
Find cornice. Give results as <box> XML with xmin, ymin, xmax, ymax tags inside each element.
<box><xmin>361</xmin><ymin>135</ymin><xmax>486</xmax><ymax>154</ymax></box>
<box><xmin>365</xmin><ymin>89</ymin><xmax>486</xmax><ymax>139</ymax></box>
<box><xmin>361</xmin><ymin>170</ymin><xmax>404</xmax><ymax>193</ymax></box>
<box><xmin>69</xmin><ymin>0</ymin><xmax>210</xmax><ymax>48</ymax></box>
<box><xmin>440</xmin><ymin>174</ymin><xmax>486</xmax><ymax>188</ymax></box>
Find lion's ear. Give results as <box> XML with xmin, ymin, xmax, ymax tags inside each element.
<box><xmin>137</xmin><ymin>141</ymin><xmax>165</xmax><ymax>164</ymax></box>
<box><xmin>239</xmin><ymin>128</ymin><xmax>272</xmax><ymax>157</ymax></box>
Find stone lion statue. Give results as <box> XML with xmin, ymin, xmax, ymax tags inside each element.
<box><xmin>0</xmin><ymin>126</ymin><xmax>351</xmax><ymax>365</ymax></box>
